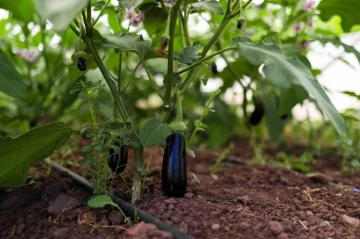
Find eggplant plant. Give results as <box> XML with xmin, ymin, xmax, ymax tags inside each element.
<box><xmin>2</xmin><ymin>0</ymin><xmax>359</xmax><ymax>205</ymax></box>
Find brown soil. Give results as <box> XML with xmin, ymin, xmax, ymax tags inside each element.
<box><xmin>1</xmin><ymin>139</ymin><xmax>360</xmax><ymax>239</ymax></box>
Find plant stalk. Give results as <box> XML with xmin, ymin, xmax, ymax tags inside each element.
<box><xmin>131</xmin><ymin>147</ymin><xmax>144</xmax><ymax>204</ymax></box>
<box><xmin>164</xmin><ymin>0</ymin><xmax>183</xmax><ymax>107</ymax></box>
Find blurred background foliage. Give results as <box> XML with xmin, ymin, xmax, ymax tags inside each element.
<box><xmin>0</xmin><ymin>0</ymin><xmax>360</xmax><ymax>170</ymax></box>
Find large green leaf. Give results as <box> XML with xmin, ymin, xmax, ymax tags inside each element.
<box><xmin>264</xmin><ymin>97</ymin><xmax>285</xmax><ymax>142</ymax></box>
<box><xmin>218</xmin><ymin>57</ymin><xmax>260</xmax><ymax>89</ymax></box>
<box><xmin>277</xmin><ymin>85</ymin><xmax>309</xmax><ymax>117</ymax></box>
<box><xmin>34</xmin><ymin>0</ymin><xmax>88</xmax><ymax>31</ymax></box>
<box><xmin>101</xmin><ymin>34</ymin><xmax>151</xmax><ymax>59</ymax></box>
<box><xmin>193</xmin><ymin>0</ymin><xmax>224</xmax><ymax>15</ymax></box>
<box><xmin>318</xmin><ymin>0</ymin><xmax>360</xmax><ymax>32</ymax></box>
<box><xmin>143</xmin><ymin>6</ymin><xmax>167</xmax><ymax>36</ymax></box>
<box><xmin>0</xmin><ymin>51</ymin><xmax>27</xmax><ymax>100</ymax></box>
<box><xmin>0</xmin><ymin>0</ymin><xmax>35</xmax><ymax>23</ymax></box>
<box><xmin>140</xmin><ymin>118</ymin><xmax>171</xmax><ymax>147</ymax></box>
<box><xmin>0</xmin><ymin>123</ymin><xmax>72</xmax><ymax>188</ymax></box>
<box><xmin>231</xmin><ymin>38</ymin><xmax>345</xmax><ymax>137</ymax></box>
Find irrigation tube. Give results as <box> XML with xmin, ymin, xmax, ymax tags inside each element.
<box><xmin>49</xmin><ymin>161</ymin><xmax>195</xmax><ymax>239</ymax></box>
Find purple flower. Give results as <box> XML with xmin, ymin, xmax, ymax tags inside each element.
<box><xmin>125</xmin><ymin>8</ymin><xmax>137</xmax><ymax>21</ymax></box>
<box><xmin>14</xmin><ymin>49</ymin><xmax>37</xmax><ymax>63</ymax></box>
<box><xmin>302</xmin><ymin>0</ymin><xmax>316</xmax><ymax>11</ymax></box>
<box><xmin>125</xmin><ymin>8</ymin><xmax>145</xmax><ymax>27</ymax></box>
<box><xmin>293</xmin><ymin>22</ymin><xmax>303</xmax><ymax>32</ymax></box>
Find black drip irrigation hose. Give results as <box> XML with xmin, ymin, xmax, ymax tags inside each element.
<box><xmin>49</xmin><ymin>161</ymin><xmax>195</xmax><ymax>239</ymax></box>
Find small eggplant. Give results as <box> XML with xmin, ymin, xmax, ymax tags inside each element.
<box><xmin>108</xmin><ymin>142</ymin><xmax>128</xmax><ymax>173</ymax></box>
<box><xmin>211</xmin><ymin>62</ymin><xmax>218</xmax><ymax>75</ymax></box>
<box><xmin>162</xmin><ymin>134</ymin><xmax>187</xmax><ymax>197</ymax></box>
<box><xmin>77</xmin><ymin>56</ymin><xmax>87</xmax><ymax>71</ymax></box>
<box><xmin>249</xmin><ymin>99</ymin><xmax>265</xmax><ymax>126</ymax></box>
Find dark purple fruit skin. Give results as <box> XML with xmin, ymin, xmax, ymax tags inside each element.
<box><xmin>162</xmin><ymin>134</ymin><xmax>187</xmax><ymax>197</ymax></box>
<box><xmin>211</xmin><ymin>62</ymin><xmax>218</xmax><ymax>75</ymax></box>
<box><xmin>108</xmin><ymin>143</ymin><xmax>128</xmax><ymax>173</ymax></box>
<box><xmin>249</xmin><ymin>100</ymin><xmax>264</xmax><ymax>126</ymax></box>
<box><xmin>77</xmin><ymin>56</ymin><xmax>87</xmax><ymax>71</ymax></box>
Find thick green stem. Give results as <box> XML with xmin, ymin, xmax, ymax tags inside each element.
<box><xmin>164</xmin><ymin>0</ymin><xmax>182</xmax><ymax>107</ymax></box>
<box><xmin>201</xmin><ymin>16</ymin><xmax>230</xmax><ymax>56</ymax></box>
<box><xmin>178</xmin><ymin>10</ymin><xmax>191</xmax><ymax>46</ymax></box>
<box><xmin>131</xmin><ymin>147</ymin><xmax>144</xmax><ymax>204</ymax></box>
<box><xmin>159</xmin><ymin>0</ymin><xmax>168</xmax><ymax>14</ymax></box>
<box><xmin>118</xmin><ymin>53</ymin><xmax>122</xmax><ymax>93</ymax></box>
<box><xmin>87</xmin><ymin>2</ymin><xmax>92</xmax><ymax>36</ymax></box>
<box><xmin>175</xmin><ymin>91</ymin><xmax>183</xmax><ymax>122</ymax></box>
<box><xmin>179</xmin><ymin>67</ymin><xmax>199</xmax><ymax>95</ymax></box>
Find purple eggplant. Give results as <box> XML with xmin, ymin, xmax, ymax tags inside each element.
<box><xmin>108</xmin><ymin>142</ymin><xmax>128</xmax><ymax>173</ymax></box>
<box><xmin>162</xmin><ymin>133</ymin><xmax>187</xmax><ymax>197</ymax></box>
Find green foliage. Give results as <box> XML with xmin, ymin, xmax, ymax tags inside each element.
<box><xmin>0</xmin><ymin>123</ymin><xmax>72</xmax><ymax>187</ymax></box>
<box><xmin>88</xmin><ymin>195</ymin><xmax>133</xmax><ymax>225</ymax></box>
<box><xmin>188</xmin><ymin>89</ymin><xmax>221</xmax><ymax>147</ymax></box>
<box><xmin>264</xmin><ymin>97</ymin><xmax>286</xmax><ymax>142</ymax></box>
<box><xmin>318</xmin><ymin>37</ymin><xmax>360</xmax><ymax>65</ymax></box>
<box><xmin>277</xmin><ymin>86</ymin><xmax>308</xmax><ymax>117</ymax></box>
<box><xmin>194</xmin><ymin>0</ymin><xmax>224</xmax><ymax>15</ymax></box>
<box><xmin>34</xmin><ymin>0</ymin><xmax>88</xmax><ymax>31</ymax></box>
<box><xmin>0</xmin><ymin>51</ymin><xmax>27</xmax><ymax>100</ymax></box>
<box><xmin>1</xmin><ymin>0</ymin><xmax>360</xmax><ymax>202</ymax></box>
<box><xmin>180</xmin><ymin>46</ymin><xmax>201</xmax><ymax>65</ymax></box>
<box><xmin>101</xmin><ymin>34</ymin><xmax>151</xmax><ymax>60</ymax></box>
<box><xmin>232</xmin><ymin>38</ymin><xmax>345</xmax><ymax>137</ymax></box>
<box><xmin>318</xmin><ymin>0</ymin><xmax>360</xmax><ymax>32</ymax></box>
<box><xmin>140</xmin><ymin>119</ymin><xmax>172</xmax><ymax>147</ymax></box>
<box><xmin>0</xmin><ymin>0</ymin><xmax>35</xmax><ymax>23</ymax></box>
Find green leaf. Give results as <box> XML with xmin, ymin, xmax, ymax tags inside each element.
<box><xmin>88</xmin><ymin>195</ymin><xmax>118</xmax><ymax>208</ymax></box>
<box><xmin>0</xmin><ymin>123</ymin><xmax>72</xmax><ymax>188</ymax></box>
<box><xmin>0</xmin><ymin>51</ymin><xmax>27</xmax><ymax>100</ymax></box>
<box><xmin>101</xmin><ymin>34</ymin><xmax>151</xmax><ymax>59</ymax></box>
<box><xmin>180</xmin><ymin>46</ymin><xmax>201</xmax><ymax>65</ymax></box>
<box><xmin>277</xmin><ymin>85</ymin><xmax>309</xmax><ymax>116</ymax></box>
<box><xmin>0</xmin><ymin>0</ymin><xmax>35</xmax><ymax>23</ymax></box>
<box><xmin>140</xmin><ymin>118</ymin><xmax>172</xmax><ymax>147</ymax></box>
<box><xmin>186</xmin><ymin>148</ymin><xmax>196</xmax><ymax>158</ymax></box>
<box><xmin>34</xmin><ymin>0</ymin><xmax>88</xmax><ymax>31</ymax></box>
<box><xmin>142</xmin><ymin>6</ymin><xmax>166</xmax><ymax>36</ymax></box>
<box><xmin>318</xmin><ymin>0</ymin><xmax>360</xmax><ymax>32</ymax></box>
<box><xmin>342</xmin><ymin>91</ymin><xmax>360</xmax><ymax>100</ymax></box>
<box><xmin>194</xmin><ymin>0</ymin><xmax>224</xmax><ymax>15</ymax></box>
<box><xmin>264</xmin><ymin>97</ymin><xmax>285</xmax><ymax>142</ymax></box>
<box><xmin>318</xmin><ymin>37</ymin><xmax>360</xmax><ymax>65</ymax></box>
<box><xmin>231</xmin><ymin>37</ymin><xmax>345</xmax><ymax>137</ymax></box>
